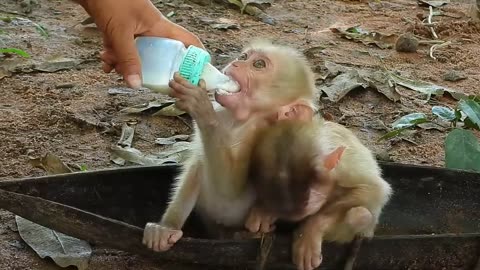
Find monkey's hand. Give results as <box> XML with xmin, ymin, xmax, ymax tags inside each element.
<box><xmin>169</xmin><ymin>72</ymin><xmax>217</xmax><ymax>127</ymax></box>
<box><xmin>292</xmin><ymin>229</ymin><xmax>323</xmax><ymax>270</ymax></box>
<box><xmin>143</xmin><ymin>222</ymin><xmax>183</xmax><ymax>252</ymax></box>
<box><xmin>245</xmin><ymin>206</ymin><xmax>277</xmax><ymax>233</ymax></box>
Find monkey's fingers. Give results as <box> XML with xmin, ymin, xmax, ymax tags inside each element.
<box><xmin>169</xmin><ymin>80</ymin><xmax>191</xmax><ymax>95</ymax></box>
<box><xmin>198</xmin><ymin>79</ymin><xmax>207</xmax><ymax>90</ymax></box>
<box><xmin>143</xmin><ymin>223</ymin><xmax>156</xmax><ymax>249</ymax></box>
<box><xmin>245</xmin><ymin>214</ymin><xmax>261</xmax><ymax>233</ymax></box>
<box><xmin>303</xmin><ymin>249</ymin><xmax>312</xmax><ymax>270</ymax></box>
<box><xmin>292</xmin><ymin>241</ymin><xmax>303</xmax><ymax>270</ymax></box>
<box><xmin>168</xmin><ymin>230</ymin><xmax>183</xmax><ymax>244</ymax></box>
<box><xmin>259</xmin><ymin>219</ymin><xmax>275</xmax><ymax>233</ymax></box>
<box><xmin>173</xmin><ymin>72</ymin><xmax>196</xmax><ymax>88</ymax></box>
<box><xmin>152</xmin><ymin>228</ymin><xmax>172</xmax><ymax>252</ymax></box>
<box><xmin>311</xmin><ymin>253</ymin><xmax>322</xmax><ymax>270</ymax></box>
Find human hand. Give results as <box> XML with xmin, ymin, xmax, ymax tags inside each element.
<box><xmin>75</xmin><ymin>0</ymin><xmax>204</xmax><ymax>89</ymax></box>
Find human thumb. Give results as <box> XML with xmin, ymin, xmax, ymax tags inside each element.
<box><xmin>108</xmin><ymin>27</ymin><xmax>143</xmax><ymax>89</ymax></box>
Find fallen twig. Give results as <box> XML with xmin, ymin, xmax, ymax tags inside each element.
<box><xmin>428</xmin><ymin>6</ymin><xmax>439</xmax><ymax>39</ymax></box>
<box><xmin>255</xmin><ymin>233</ymin><xmax>275</xmax><ymax>270</ymax></box>
<box><xmin>429</xmin><ymin>41</ymin><xmax>452</xmax><ymax>60</ymax></box>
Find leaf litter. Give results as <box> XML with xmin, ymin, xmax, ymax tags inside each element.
<box><xmin>318</xmin><ymin>61</ymin><xmax>400</xmax><ymax>102</ymax></box>
<box><xmin>330</xmin><ymin>25</ymin><xmax>398</xmax><ymax>49</ymax></box>
<box><xmin>417</xmin><ymin>0</ymin><xmax>450</xmax><ymax>8</ymax></box>
<box><xmin>110</xmin><ymin>141</ymin><xmax>191</xmax><ymax>166</ymax></box>
<box><xmin>21</xmin><ymin>153</ymin><xmax>92</xmax><ymax>269</ymax></box>
<box><xmin>110</xmin><ymin>122</ymin><xmax>192</xmax><ymax>166</ymax></box>
<box><xmin>317</xmin><ymin>61</ymin><xmax>466</xmax><ymax>103</ymax></box>
<box><xmin>110</xmin><ymin>122</ymin><xmax>136</xmax><ymax>166</ymax></box>
<box><xmin>155</xmin><ymin>134</ymin><xmax>190</xmax><ymax>145</ymax></box>
<box><xmin>16</xmin><ymin>216</ymin><xmax>92</xmax><ymax>270</ymax></box>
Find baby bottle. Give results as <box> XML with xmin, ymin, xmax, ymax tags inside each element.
<box><xmin>135</xmin><ymin>36</ymin><xmax>240</xmax><ymax>95</ymax></box>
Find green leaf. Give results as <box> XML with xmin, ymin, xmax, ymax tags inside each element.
<box><xmin>377</xmin><ymin>128</ymin><xmax>407</xmax><ymax>141</ymax></box>
<box><xmin>464</xmin><ymin>117</ymin><xmax>480</xmax><ymax>130</ymax></box>
<box><xmin>432</xmin><ymin>106</ymin><xmax>455</xmax><ymax>122</ymax></box>
<box><xmin>391</xmin><ymin>113</ymin><xmax>428</xmax><ymax>129</ymax></box>
<box><xmin>0</xmin><ymin>16</ymin><xmax>13</xmax><ymax>23</ymax></box>
<box><xmin>0</xmin><ymin>48</ymin><xmax>31</xmax><ymax>58</ymax></box>
<box><xmin>445</xmin><ymin>129</ymin><xmax>480</xmax><ymax>172</ymax></box>
<box><xmin>458</xmin><ymin>99</ymin><xmax>480</xmax><ymax>130</ymax></box>
<box><xmin>79</xmin><ymin>165</ymin><xmax>88</xmax><ymax>171</ymax></box>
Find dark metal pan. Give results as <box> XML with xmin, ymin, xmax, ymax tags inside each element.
<box><xmin>0</xmin><ymin>162</ymin><xmax>478</xmax><ymax>269</ymax></box>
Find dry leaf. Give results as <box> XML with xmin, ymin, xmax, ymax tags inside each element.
<box><xmin>330</xmin><ymin>26</ymin><xmax>398</xmax><ymax>49</ymax></box>
<box><xmin>111</xmin><ymin>122</ymin><xmax>136</xmax><ymax>166</ymax></box>
<box><xmin>155</xmin><ymin>135</ymin><xmax>190</xmax><ymax>145</ymax></box>
<box><xmin>34</xmin><ymin>57</ymin><xmax>82</xmax><ymax>72</ymax></box>
<box><xmin>28</xmin><ymin>153</ymin><xmax>73</xmax><ymax>174</ymax></box>
<box><xmin>153</xmin><ymin>103</ymin><xmax>186</xmax><ymax>117</ymax></box>
<box><xmin>417</xmin><ymin>0</ymin><xmax>450</xmax><ymax>8</ymax></box>
<box><xmin>120</xmin><ymin>100</ymin><xmax>174</xmax><ymax>114</ymax></box>
<box><xmin>16</xmin><ymin>216</ymin><xmax>92</xmax><ymax>270</ymax></box>
<box><xmin>110</xmin><ymin>141</ymin><xmax>192</xmax><ymax>165</ymax></box>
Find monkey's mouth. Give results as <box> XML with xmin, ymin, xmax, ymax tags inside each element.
<box><xmin>215</xmin><ymin>72</ymin><xmax>243</xmax><ymax>96</ymax></box>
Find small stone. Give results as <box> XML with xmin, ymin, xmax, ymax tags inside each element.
<box><xmin>442</xmin><ymin>70</ymin><xmax>467</xmax><ymax>82</ymax></box>
<box><xmin>395</xmin><ymin>33</ymin><xmax>418</xmax><ymax>53</ymax></box>
<box><xmin>375</xmin><ymin>149</ymin><xmax>393</xmax><ymax>162</ymax></box>
<box><xmin>55</xmin><ymin>83</ymin><xmax>75</xmax><ymax>89</ymax></box>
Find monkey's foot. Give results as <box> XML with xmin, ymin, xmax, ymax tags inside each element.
<box><xmin>292</xmin><ymin>232</ymin><xmax>323</xmax><ymax>270</ymax></box>
<box><xmin>345</xmin><ymin>206</ymin><xmax>373</xmax><ymax>232</ymax></box>
<box><xmin>245</xmin><ymin>207</ymin><xmax>277</xmax><ymax>233</ymax></box>
<box><xmin>142</xmin><ymin>222</ymin><xmax>183</xmax><ymax>252</ymax></box>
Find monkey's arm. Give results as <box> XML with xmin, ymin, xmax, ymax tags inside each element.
<box><xmin>169</xmin><ymin>73</ymin><xmax>248</xmax><ymax>196</ymax></box>
<box><xmin>143</xmin><ymin>162</ymin><xmax>201</xmax><ymax>252</ymax></box>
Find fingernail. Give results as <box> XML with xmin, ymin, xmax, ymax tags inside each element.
<box><xmin>127</xmin><ymin>74</ymin><xmax>142</xmax><ymax>89</ymax></box>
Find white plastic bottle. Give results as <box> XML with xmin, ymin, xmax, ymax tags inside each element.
<box><xmin>135</xmin><ymin>36</ymin><xmax>240</xmax><ymax>95</ymax></box>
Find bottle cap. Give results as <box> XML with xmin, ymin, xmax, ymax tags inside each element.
<box><xmin>178</xmin><ymin>45</ymin><xmax>211</xmax><ymax>85</ymax></box>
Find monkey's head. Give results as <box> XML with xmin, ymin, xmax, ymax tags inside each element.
<box><xmin>218</xmin><ymin>39</ymin><xmax>316</xmax><ymax>121</ymax></box>
<box><xmin>248</xmin><ymin>120</ymin><xmax>345</xmax><ymax>221</ymax></box>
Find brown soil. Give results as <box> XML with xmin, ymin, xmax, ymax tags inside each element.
<box><xmin>0</xmin><ymin>0</ymin><xmax>479</xmax><ymax>269</ymax></box>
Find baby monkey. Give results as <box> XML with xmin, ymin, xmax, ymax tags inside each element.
<box><xmin>246</xmin><ymin>117</ymin><xmax>393</xmax><ymax>270</ymax></box>
<box><xmin>142</xmin><ymin>40</ymin><xmax>317</xmax><ymax>252</ymax></box>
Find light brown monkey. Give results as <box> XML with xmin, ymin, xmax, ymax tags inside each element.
<box><xmin>142</xmin><ymin>40</ymin><xmax>318</xmax><ymax>252</ymax></box>
<box><xmin>246</xmin><ymin>117</ymin><xmax>393</xmax><ymax>270</ymax></box>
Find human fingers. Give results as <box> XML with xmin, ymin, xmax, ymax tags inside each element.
<box><xmin>106</xmin><ymin>25</ymin><xmax>143</xmax><ymax>89</ymax></box>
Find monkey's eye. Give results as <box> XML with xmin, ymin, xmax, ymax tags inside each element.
<box><xmin>237</xmin><ymin>53</ymin><xmax>247</xmax><ymax>61</ymax></box>
<box><xmin>253</xmin><ymin>59</ymin><xmax>266</xmax><ymax>69</ymax></box>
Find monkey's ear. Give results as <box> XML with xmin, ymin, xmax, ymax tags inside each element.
<box><xmin>277</xmin><ymin>102</ymin><xmax>314</xmax><ymax>121</ymax></box>
<box><xmin>323</xmin><ymin>146</ymin><xmax>346</xmax><ymax>171</ymax></box>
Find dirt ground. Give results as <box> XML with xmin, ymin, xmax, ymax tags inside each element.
<box><xmin>1</xmin><ymin>0</ymin><xmax>479</xmax><ymax>269</ymax></box>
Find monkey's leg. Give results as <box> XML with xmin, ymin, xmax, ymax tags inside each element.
<box><xmin>344</xmin><ymin>206</ymin><xmax>373</xmax><ymax>234</ymax></box>
<box><xmin>143</xmin><ymin>162</ymin><xmax>201</xmax><ymax>252</ymax></box>
<box><xmin>292</xmin><ymin>214</ymin><xmax>339</xmax><ymax>270</ymax></box>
